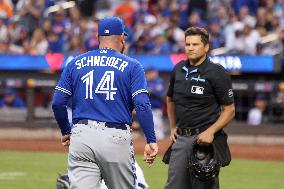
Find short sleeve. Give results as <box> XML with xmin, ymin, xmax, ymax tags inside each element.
<box><xmin>211</xmin><ymin>67</ymin><xmax>234</xmax><ymax>105</ymax></box>
<box><xmin>55</xmin><ymin>60</ymin><xmax>73</xmax><ymax>96</ymax></box>
<box><xmin>131</xmin><ymin>62</ymin><xmax>148</xmax><ymax>98</ymax></box>
<box><xmin>167</xmin><ymin>67</ymin><xmax>176</xmax><ymax>97</ymax></box>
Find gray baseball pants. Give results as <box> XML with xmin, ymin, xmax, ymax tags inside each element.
<box><xmin>164</xmin><ymin>135</ymin><xmax>219</xmax><ymax>189</ymax></box>
<box><xmin>68</xmin><ymin>120</ymin><xmax>136</xmax><ymax>189</ymax></box>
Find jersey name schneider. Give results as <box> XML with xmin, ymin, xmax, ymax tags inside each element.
<box><xmin>75</xmin><ymin>55</ymin><xmax>129</xmax><ymax>72</ymax></box>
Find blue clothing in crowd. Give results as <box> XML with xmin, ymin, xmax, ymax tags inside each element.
<box><xmin>0</xmin><ymin>96</ymin><xmax>26</xmax><ymax>108</ymax></box>
<box><xmin>147</xmin><ymin>77</ymin><xmax>165</xmax><ymax>109</ymax></box>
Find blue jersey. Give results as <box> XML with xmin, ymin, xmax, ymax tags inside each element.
<box><xmin>55</xmin><ymin>48</ymin><xmax>148</xmax><ymax>125</ymax></box>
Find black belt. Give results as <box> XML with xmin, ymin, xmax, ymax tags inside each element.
<box><xmin>76</xmin><ymin>119</ymin><xmax>128</xmax><ymax>130</ymax></box>
<box><xmin>176</xmin><ymin>127</ymin><xmax>207</xmax><ymax>136</ymax></box>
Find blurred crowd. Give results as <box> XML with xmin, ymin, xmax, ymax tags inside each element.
<box><xmin>0</xmin><ymin>0</ymin><xmax>283</xmax><ymax>56</ymax></box>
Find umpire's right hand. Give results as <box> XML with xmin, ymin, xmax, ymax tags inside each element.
<box><xmin>144</xmin><ymin>143</ymin><xmax>158</xmax><ymax>167</ymax></box>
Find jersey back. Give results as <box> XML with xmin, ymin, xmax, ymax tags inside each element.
<box><xmin>55</xmin><ymin>48</ymin><xmax>148</xmax><ymax>124</ymax></box>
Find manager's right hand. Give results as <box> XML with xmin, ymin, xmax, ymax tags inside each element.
<box><xmin>61</xmin><ymin>134</ymin><xmax>71</xmax><ymax>147</ymax></box>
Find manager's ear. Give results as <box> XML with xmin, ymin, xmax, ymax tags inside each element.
<box><xmin>119</xmin><ymin>34</ymin><xmax>126</xmax><ymax>41</ymax></box>
<box><xmin>97</xmin><ymin>35</ymin><xmax>100</xmax><ymax>44</ymax></box>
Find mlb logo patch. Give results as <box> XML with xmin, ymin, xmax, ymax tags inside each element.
<box><xmin>228</xmin><ymin>89</ymin><xmax>233</xmax><ymax>97</ymax></box>
<box><xmin>191</xmin><ymin>86</ymin><xmax>204</xmax><ymax>94</ymax></box>
<box><xmin>104</xmin><ymin>29</ymin><xmax>109</xmax><ymax>34</ymax></box>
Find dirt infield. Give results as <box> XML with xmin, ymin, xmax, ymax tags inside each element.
<box><xmin>0</xmin><ymin>138</ymin><xmax>284</xmax><ymax>162</ymax></box>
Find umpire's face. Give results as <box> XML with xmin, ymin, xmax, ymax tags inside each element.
<box><xmin>185</xmin><ymin>35</ymin><xmax>209</xmax><ymax>62</ymax></box>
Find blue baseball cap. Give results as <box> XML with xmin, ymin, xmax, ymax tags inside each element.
<box><xmin>98</xmin><ymin>17</ymin><xmax>128</xmax><ymax>36</ymax></box>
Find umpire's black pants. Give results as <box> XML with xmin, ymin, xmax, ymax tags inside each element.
<box><xmin>164</xmin><ymin>135</ymin><xmax>219</xmax><ymax>189</ymax></box>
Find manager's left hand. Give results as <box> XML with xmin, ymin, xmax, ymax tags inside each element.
<box><xmin>144</xmin><ymin>143</ymin><xmax>158</xmax><ymax>167</ymax></box>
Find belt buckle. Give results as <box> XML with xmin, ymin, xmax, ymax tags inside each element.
<box><xmin>186</xmin><ymin>129</ymin><xmax>191</xmax><ymax>136</ymax></box>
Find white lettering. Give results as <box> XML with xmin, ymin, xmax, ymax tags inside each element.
<box><xmin>119</xmin><ymin>61</ymin><xmax>128</xmax><ymax>72</ymax></box>
<box><xmin>93</xmin><ymin>56</ymin><xmax>100</xmax><ymax>66</ymax></box>
<box><xmin>75</xmin><ymin>59</ymin><xmax>81</xmax><ymax>69</ymax></box>
<box><xmin>87</xmin><ymin>56</ymin><xmax>93</xmax><ymax>66</ymax></box>
<box><xmin>75</xmin><ymin>56</ymin><xmax>128</xmax><ymax>72</ymax></box>
<box><xmin>210</xmin><ymin>56</ymin><xmax>242</xmax><ymax>71</ymax></box>
<box><xmin>100</xmin><ymin>56</ymin><xmax>107</xmax><ymax>66</ymax></box>
<box><xmin>81</xmin><ymin>57</ymin><xmax>87</xmax><ymax>68</ymax></box>
<box><xmin>105</xmin><ymin>57</ymin><xmax>111</xmax><ymax>66</ymax></box>
<box><xmin>112</xmin><ymin>58</ymin><xmax>119</xmax><ymax>69</ymax></box>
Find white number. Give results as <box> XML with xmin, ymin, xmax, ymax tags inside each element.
<box><xmin>81</xmin><ymin>70</ymin><xmax>94</xmax><ymax>99</ymax></box>
<box><xmin>81</xmin><ymin>71</ymin><xmax>117</xmax><ymax>100</ymax></box>
<box><xmin>95</xmin><ymin>71</ymin><xmax>117</xmax><ymax>100</ymax></box>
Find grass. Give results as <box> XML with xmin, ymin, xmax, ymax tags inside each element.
<box><xmin>0</xmin><ymin>151</ymin><xmax>284</xmax><ymax>189</ymax></box>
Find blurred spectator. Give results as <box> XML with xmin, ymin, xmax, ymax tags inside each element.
<box><xmin>187</xmin><ymin>0</ymin><xmax>207</xmax><ymax>19</ymax></box>
<box><xmin>166</xmin><ymin>18</ymin><xmax>184</xmax><ymax>53</ymax></box>
<box><xmin>208</xmin><ymin>18</ymin><xmax>225</xmax><ymax>49</ymax></box>
<box><xmin>188</xmin><ymin>11</ymin><xmax>206</xmax><ymax>28</ymax></box>
<box><xmin>28</xmin><ymin>28</ymin><xmax>48</xmax><ymax>55</ymax></box>
<box><xmin>76</xmin><ymin>0</ymin><xmax>95</xmax><ymax>17</ymax></box>
<box><xmin>17</xmin><ymin>0</ymin><xmax>44</xmax><ymax>37</ymax></box>
<box><xmin>9</xmin><ymin>25</ymin><xmax>29</xmax><ymax>54</ymax></box>
<box><xmin>0</xmin><ymin>0</ymin><xmax>13</xmax><ymax>18</ymax></box>
<box><xmin>51</xmin><ymin>9</ymin><xmax>68</xmax><ymax>39</ymax></box>
<box><xmin>225</xmin><ymin>21</ymin><xmax>246</xmax><ymax>54</ymax></box>
<box><xmin>83</xmin><ymin>28</ymin><xmax>99</xmax><ymax>52</ymax></box>
<box><xmin>66</xmin><ymin>6</ymin><xmax>81</xmax><ymax>37</ymax></box>
<box><xmin>114</xmin><ymin>0</ymin><xmax>136</xmax><ymax>27</ymax></box>
<box><xmin>215</xmin><ymin>4</ymin><xmax>231</xmax><ymax>29</ymax></box>
<box><xmin>177</xmin><ymin>0</ymin><xmax>189</xmax><ymax>30</ymax></box>
<box><xmin>239</xmin><ymin>6</ymin><xmax>256</xmax><ymax>26</ymax></box>
<box><xmin>47</xmin><ymin>31</ymin><xmax>64</xmax><ymax>53</ymax></box>
<box><xmin>67</xmin><ymin>35</ymin><xmax>83</xmax><ymax>55</ymax></box>
<box><xmin>145</xmin><ymin>67</ymin><xmax>166</xmax><ymax>139</ymax></box>
<box><xmin>247</xmin><ymin>94</ymin><xmax>267</xmax><ymax>125</ymax></box>
<box><xmin>231</xmin><ymin>0</ymin><xmax>258</xmax><ymax>15</ymax></box>
<box><xmin>42</xmin><ymin>18</ymin><xmax>51</xmax><ymax>35</ymax></box>
<box><xmin>0</xmin><ymin>14</ymin><xmax>7</xmax><ymax>42</ymax></box>
<box><xmin>0</xmin><ymin>88</ymin><xmax>25</xmax><ymax>108</ymax></box>
<box><xmin>132</xmin><ymin>0</ymin><xmax>150</xmax><ymax>26</ymax></box>
<box><xmin>152</xmin><ymin>34</ymin><xmax>171</xmax><ymax>54</ymax></box>
<box><xmin>154</xmin><ymin>0</ymin><xmax>172</xmax><ymax>17</ymax></box>
<box><xmin>47</xmin><ymin>8</ymin><xmax>69</xmax><ymax>53</ymax></box>
<box><xmin>242</xmin><ymin>19</ymin><xmax>261</xmax><ymax>55</ymax></box>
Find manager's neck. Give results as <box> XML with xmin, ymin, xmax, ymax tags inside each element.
<box><xmin>99</xmin><ymin>36</ymin><xmax>121</xmax><ymax>52</ymax></box>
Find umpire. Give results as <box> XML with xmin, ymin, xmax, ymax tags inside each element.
<box><xmin>164</xmin><ymin>27</ymin><xmax>235</xmax><ymax>189</ymax></box>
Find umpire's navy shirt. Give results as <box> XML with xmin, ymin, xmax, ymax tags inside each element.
<box><xmin>167</xmin><ymin>57</ymin><xmax>234</xmax><ymax>129</ymax></box>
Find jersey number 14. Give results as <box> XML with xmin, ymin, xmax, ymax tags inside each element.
<box><xmin>81</xmin><ymin>70</ymin><xmax>117</xmax><ymax>100</ymax></box>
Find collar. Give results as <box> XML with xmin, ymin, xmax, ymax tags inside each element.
<box><xmin>99</xmin><ymin>47</ymin><xmax>116</xmax><ymax>51</ymax></box>
<box><xmin>186</xmin><ymin>56</ymin><xmax>209</xmax><ymax>74</ymax></box>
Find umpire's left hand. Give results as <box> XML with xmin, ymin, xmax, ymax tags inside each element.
<box><xmin>197</xmin><ymin>129</ymin><xmax>214</xmax><ymax>145</ymax></box>
<box><xmin>144</xmin><ymin>143</ymin><xmax>158</xmax><ymax>167</ymax></box>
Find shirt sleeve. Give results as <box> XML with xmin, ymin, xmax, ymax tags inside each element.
<box><xmin>55</xmin><ymin>60</ymin><xmax>73</xmax><ymax>96</ymax></box>
<box><xmin>131</xmin><ymin>62</ymin><xmax>148</xmax><ymax>98</ymax></box>
<box><xmin>167</xmin><ymin>67</ymin><xmax>176</xmax><ymax>97</ymax></box>
<box><xmin>211</xmin><ymin>66</ymin><xmax>234</xmax><ymax>105</ymax></box>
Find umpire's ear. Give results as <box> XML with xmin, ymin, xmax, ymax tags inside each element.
<box><xmin>205</xmin><ymin>43</ymin><xmax>209</xmax><ymax>53</ymax></box>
